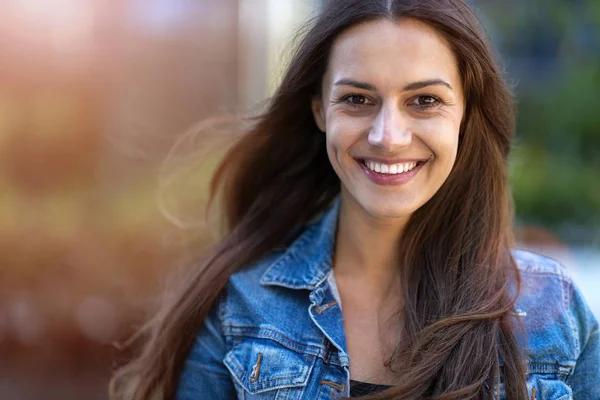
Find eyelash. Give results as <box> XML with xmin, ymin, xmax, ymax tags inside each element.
<box><xmin>338</xmin><ymin>94</ymin><xmax>443</xmax><ymax>110</ymax></box>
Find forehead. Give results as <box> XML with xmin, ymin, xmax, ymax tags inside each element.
<box><xmin>325</xmin><ymin>18</ymin><xmax>461</xmax><ymax>89</ymax></box>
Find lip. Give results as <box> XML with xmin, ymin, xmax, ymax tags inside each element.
<box><xmin>359</xmin><ymin>156</ymin><xmax>429</xmax><ymax>164</ymax></box>
<box><xmin>356</xmin><ymin>158</ymin><xmax>427</xmax><ymax>186</ymax></box>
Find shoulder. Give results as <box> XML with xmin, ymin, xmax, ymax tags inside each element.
<box><xmin>512</xmin><ymin>248</ymin><xmax>569</xmax><ymax>277</ymax></box>
<box><xmin>496</xmin><ymin>250</ymin><xmax>600</xmax><ymax>400</ymax></box>
<box><xmin>511</xmin><ymin>248</ymin><xmax>588</xmax><ymax>321</ymax></box>
<box><xmin>511</xmin><ymin>248</ymin><xmax>572</xmax><ymax>314</ymax></box>
<box><xmin>510</xmin><ymin>249</ymin><xmax>598</xmax><ymax>371</ymax></box>
<box><xmin>511</xmin><ymin>249</ymin><xmax>575</xmax><ymax>318</ymax></box>
<box><xmin>511</xmin><ymin>248</ymin><xmax>575</xmax><ymax>312</ymax></box>
<box><xmin>511</xmin><ymin>249</ymin><xmax>587</xmax><ymax>317</ymax></box>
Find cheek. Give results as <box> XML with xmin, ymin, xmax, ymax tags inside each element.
<box><xmin>325</xmin><ymin>112</ymin><xmax>370</xmax><ymax>153</ymax></box>
<box><xmin>415</xmin><ymin>116</ymin><xmax>461</xmax><ymax>160</ymax></box>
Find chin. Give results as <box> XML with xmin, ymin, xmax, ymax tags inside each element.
<box><xmin>367</xmin><ymin>203</ymin><xmax>416</xmax><ymax>220</ymax></box>
<box><xmin>352</xmin><ymin>191</ymin><xmax>420</xmax><ymax>221</ymax></box>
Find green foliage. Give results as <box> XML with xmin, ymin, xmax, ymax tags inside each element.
<box><xmin>479</xmin><ymin>0</ymin><xmax>600</xmax><ymax>239</ymax></box>
<box><xmin>510</xmin><ymin>60</ymin><xmax>600</xmax><ymax>234</ymax></box>
<box><xmin>509</xmin><ymin>144</ymin><xmax>600</xmax><ymax>228</ymax></box>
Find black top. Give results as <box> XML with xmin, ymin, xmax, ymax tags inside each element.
<box><xmin>350</xmin><ymin>380</ymin><xmax>392</xmax><ymax>397</ymax></box>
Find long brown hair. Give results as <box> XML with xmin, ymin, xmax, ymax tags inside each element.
<box><xmin>110</xmin><ymin>0</ymin><xmax>527</xmax><ymax>398</ymax></box>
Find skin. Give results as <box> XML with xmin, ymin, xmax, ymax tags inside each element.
<box><xmin>311</xmin><ymin>18</ymin><xmax>465</xmax><ymax>384</ymax></box>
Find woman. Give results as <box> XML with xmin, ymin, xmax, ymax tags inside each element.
<box><xmin>110</xmin><ymin>0</ymin><xmax>599</xmax><ymax>399</ymax></box>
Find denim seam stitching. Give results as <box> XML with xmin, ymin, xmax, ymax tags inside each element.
<box><xmin>223</xmin><ymin>325</ymin><xmax>325</xmax><ymax>356</ymax></box>
<box><xmin>565</xmin><ymin>280</ymin><xmax>580</xmax><ymax>354</ymax></box>
<box><xmin>518</xmin><ymin>270</ymin><xmax>570</xmax><ymax>283</ymax></box>
<box><xmin>227</xmin><ymin>353</ymin><xmax>312</xmax><ymax>384</ymax></box>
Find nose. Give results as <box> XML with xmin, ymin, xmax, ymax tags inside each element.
<box><xmin>367</xmin><ymin>104</ymin><xmax>412</xmax><ymax>151</ymax></box>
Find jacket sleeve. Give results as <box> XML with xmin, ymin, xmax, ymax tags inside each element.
<box><xmin>176</xmin><ymin>299</ymin><xmax>236</xmax><ymax>400</ymax></box>
<box><xmin>567</xmin><ymin>279</ymin><xmax>600</xmax><ymax>400</ymax></box>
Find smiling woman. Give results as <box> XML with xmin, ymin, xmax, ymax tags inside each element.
<box><xmin>311</xmin><ymin>18</ymin><xmax>464</xmax><ymax>223</ymax></box>
<box><xmin>110</xmin><ymin>1</ymin><xmax>599</xmax><ymax>399</ymax></box>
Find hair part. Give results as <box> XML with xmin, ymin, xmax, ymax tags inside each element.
<box><xmin>110</xmin><ymin>1</ymin><xmax>527</xmax><ymax>399</ymax></box>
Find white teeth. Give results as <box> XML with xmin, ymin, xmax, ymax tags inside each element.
<box><xmin>364</xmin><ymin>160</ymin><xmax>419</xmax><ymax>174</ymax></box>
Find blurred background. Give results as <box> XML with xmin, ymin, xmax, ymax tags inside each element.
<box><xmin>0</xmin><ymin>0</ymin><xmax>598</xmax><ymax>398</ymax></box>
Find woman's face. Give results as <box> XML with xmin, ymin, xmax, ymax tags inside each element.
<box><xmin>312</xmin><ymin>18</ymin><xmax>465</xmax><ymax>222</ymax></box>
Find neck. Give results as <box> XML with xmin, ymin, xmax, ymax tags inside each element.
<box><xmin>333</xmin><ymin>194</ymin><xmax>408</xmax><ymax>293</ymax></box>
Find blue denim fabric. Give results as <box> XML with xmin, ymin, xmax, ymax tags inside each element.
<box><xmin>176</xmin><ymin>199</ymin><xmax>600</xmax><ymax>399</ymax></box>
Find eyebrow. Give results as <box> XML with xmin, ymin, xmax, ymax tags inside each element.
<box><xmin>403</xmin><ymin>79</ymin><xmax>453</xmax><ymax>92</ymax></box>
<box><xmin>333</xmin><ymin>78</ymin><xmax>453</xmax><ymax>92</ymax></box>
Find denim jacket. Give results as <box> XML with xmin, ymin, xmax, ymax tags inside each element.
<box><xmin>176</xmin><ymin>199</ymin><xmax>600</xmax><ymax>399</ymax></box>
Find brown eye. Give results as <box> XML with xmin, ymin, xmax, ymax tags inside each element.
<box><xmin>410</xmin><ymin>95</ymin><xmax>440</xmax><ymax>108</ymax></box>
<box><xmin>343</xmin><ymin>95</ymin><xmax>373</xmax><ymax>107</ymax></box>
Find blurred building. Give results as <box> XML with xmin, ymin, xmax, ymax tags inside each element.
<box><xmin>0</xmin><ymin>1</ymin><xmax>322</xmax><ymax>399</ymax></box>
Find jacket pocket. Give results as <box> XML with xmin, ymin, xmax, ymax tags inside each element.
<box><xmin>498</xmin><ymin>376</ymin><xmax>573</xmax><ymax>400</ymax></box>
<box><xmin>224</xmin><ymin>335</ymin><xmax>317</xmax><ymax>397</ymax></box>
<box><xmin>528</xmin><ymin>378</ymin><xmax>573</xmax><ymax>400</ymax></box>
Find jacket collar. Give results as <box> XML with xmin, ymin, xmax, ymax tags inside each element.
<box><xmin>260</xmin><ymin>197</ymin><xmax>341</xmax><ymax>290</ymax></box>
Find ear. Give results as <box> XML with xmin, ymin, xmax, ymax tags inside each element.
<box><xmin>311</xmin><ymin>96</ymin><xmax>326</xmax><ymax>132</ymax></box>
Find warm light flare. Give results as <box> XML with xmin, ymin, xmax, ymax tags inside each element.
<box><xmin>4</xmin><ymin>0</ymin><xmax>95</xmax><ymax>62</ymax></box>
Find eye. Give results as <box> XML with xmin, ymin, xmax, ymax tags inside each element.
<box><xmin>409</xmin><ymin>95</ymin><xmax>441</xmax><ymax>109</ymax></box>
<box><xmin>342</xmin><ymin>94</ymin><xmax>374</xmax><ymax>107</ymax></box>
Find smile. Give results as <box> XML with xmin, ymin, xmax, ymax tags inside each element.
<box><xmin>362</xmin><ymin>160</ymin><xmax>418</xmax><ymax>174</ymax></box>
<box><xmin>357</xmin><ymin>158</ymin><xmax>428</xmax><ymax>186</ymax></box>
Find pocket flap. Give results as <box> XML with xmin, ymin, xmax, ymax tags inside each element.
<box><xmin>224</xmin><ymin>336</ymin><xmax>316</xmax><ymax>394</ymax></box>
<box><xmin>498</xmin><ymin>377</ymin><xmax>573</xmax><ymax>399</ymax></box>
